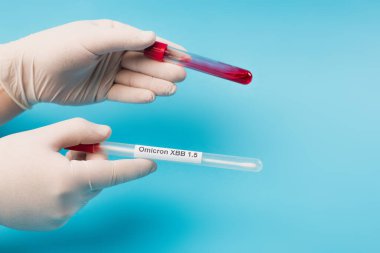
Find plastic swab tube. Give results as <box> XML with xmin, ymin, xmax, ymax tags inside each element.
<box><xmin>144</xmin><ymin>41</ymin><xmax>253</xmax><ymax>85</ymax></box>
<box><xmin>66</xmin><ymin>142</ymin><xmax>262</xmax><ymax>172</ymax></box>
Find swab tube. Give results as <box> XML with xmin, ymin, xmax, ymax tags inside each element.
<box><xmin>144</xmin><ymin>41</ymin><xmax>253</xmax><ymax>85</ymax></box>
<box><xmin>66</xmin><ymin>142</ymin><xmax>262</xmax><ymax>172</ymax></box>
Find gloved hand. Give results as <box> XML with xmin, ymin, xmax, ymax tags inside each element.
<box><xmin>0</xmin><ymin>19</ymin><xmax>186</xmax><ymax>109</ymax></box>
<box><xmin>0</xmin><ymin>118</ymin><xmax>156</xmax><ymax>231</ymax></box>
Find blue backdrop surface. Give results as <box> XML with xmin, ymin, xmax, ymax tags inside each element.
<box><xmin>1</xmin><ymin>0</ymin><xmax>379</xmax><ymax>252</ymax></box>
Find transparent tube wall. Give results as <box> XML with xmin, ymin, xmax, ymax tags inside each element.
<box><xmin>201</xmin><ymin>153</ymin><xmax>262</xmax><ymax>172</ymax></box>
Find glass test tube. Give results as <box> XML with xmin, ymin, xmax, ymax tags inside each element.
<box><xmin>144</xmin><ymin>41</ymin><xmax>253</xmax><ymax>85</ymax></box>
<box><xmin>66</xmin><ymin>142</ymin><xmax>262</xmax><ymax>172</ymax></box>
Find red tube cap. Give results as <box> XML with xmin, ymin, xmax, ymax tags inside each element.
<box><xmin>144</xmin><ymin>41</ymin><xmax>168</xmax><ymax>62</ymax></box>
<box><xmin>65</xmin><ymin>143</ymin><xmax>100</xmax><ymax>153</ymax></box>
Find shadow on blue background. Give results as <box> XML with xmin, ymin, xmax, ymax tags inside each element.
<box><xmin>1</xmin><ymin>0</ymin><xmax>380</xmax><ymax>252</ymax></box>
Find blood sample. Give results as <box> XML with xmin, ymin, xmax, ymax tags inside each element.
<box><xmin>144</xmin><ymin>41</ymin><xmax>252</xmax><ymax>85</ymax></box>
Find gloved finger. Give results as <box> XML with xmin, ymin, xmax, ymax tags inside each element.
<box><xmin>122</xmin><ymin>51</ymin><xmax>187</xmax><ymax>83</ymax></box>
<box><xmin>66</xmin><ymin>150</ymin><xmax>87</xmax><ymax>161</ymax></box>
<box><xmin>115</xmin><ymin>69</ymin><xmax>177</xmax><ymax>96</ymax></box>
<box><xmin>107</xmin><ymin>84</ymin><xmax>155</xmax><ymax>103</ymax></box>
<box><xmin>71</xmin><ymin>159</ymin><xmax>157</xmax><ymax>191</ymax></box>
<box><xmin>35</xmin><ymin>118</ymin><xmax>111</xmax><ymax>150</ymax></box>
<box><xmin>156</xmin><ymin>36</ymin><xmax>187</xmax><ymax>51</ymax></box>
<box><xmin>89</xmin><ymin>20</ymin><xmax>185</xmax><ymax>51</ymax></box>
<box><xmin>82</xmin><ymin>19</ymin><xmax>156</xmax><ymax>55</ymax></box>
<box><xmin>86</xmin><ymin>152</ymin><xmax>108</xmax><ymax>161</ymax></box>
<box><xmin>66</xmin><ymin>150</ymin><xmax>107</xmax><ymax>161</ymax></box>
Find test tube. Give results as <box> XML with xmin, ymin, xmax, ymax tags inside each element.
<box><xmin>66</xmin><ymin>142</ymin><xmax>262</xmax><ymax>172</ymax></box>
<box><xmin>144</xmin><ymin>41</ymin><xmax>253</xmax><ymax>85</ymax></box>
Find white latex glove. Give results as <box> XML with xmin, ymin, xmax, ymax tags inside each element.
<box><xmin>0</xmin><ymin>19</ymin><xmax>186</xmax><ymax>109</ymax></box>
<box><xmin>0</xmin><ymin>118</ymin><xmax>156</xmax><ymax>231</ymax></box>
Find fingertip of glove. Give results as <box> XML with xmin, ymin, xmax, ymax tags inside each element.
<box><xmin>96</xmin><ymin>124</ymin><xmax>112</xmax><ymax>138</ymax></box>
<box><xmin>136</xmin><ymin>159</ymin><xmax>157</xmax><ymax>175</ymax></box>
<box><xmin>139</xmin><ymin>31</ymin><xmax>156</xmax><ymax>47</ymax></box>
<box><xmin>140</xmin><ymin>90</ymin><xmax>156</xmax><ymax>103</ymax></box>
<box><xmin>149</xmin><ymin>161</ymin><xmax>158</xmax><ymax>173</ymax></box>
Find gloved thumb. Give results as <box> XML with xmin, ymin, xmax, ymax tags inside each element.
<box><xmin>82</xmin><ymin>20</ymin><xmax>156</xmax><ymax>55</ymax></box>
<box><xmin>71</xmin><ymin>158</ymin><xmax>157</xmax><ymax>191</ymax></box>
<box><xmin>34</xmin><ymin>118</ymin><xmax>111</xmax><ymax>150</ymax></box>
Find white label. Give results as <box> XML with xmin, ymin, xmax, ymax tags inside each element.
<box><xmin>134</xmin><ymin>145</ymin><xmax>202</xmax><ymax>163</ymax></box>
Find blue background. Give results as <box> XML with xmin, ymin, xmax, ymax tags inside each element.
<box><xmin>1</xmin><ymin>0</ymin><xmax>379</xmax><ymax>252</ymax></box>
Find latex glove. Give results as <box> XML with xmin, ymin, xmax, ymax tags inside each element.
<box><xmin>0</xmin><ymin>19</ymin><xmax>186</xmax><ymax>109</ymax></box>
<box><xmin>0</xmin><ymin>118</ymin><xmax>156</xmax><ymax>231</ymax></box>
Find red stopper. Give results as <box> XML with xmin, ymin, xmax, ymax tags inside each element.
<box><xmin>65</xmin><ymin>143</ymin><xmax>101</xmax><ymax>153</ymax></box>
<box><xmin>144</xmin><ymin>41</ymin><xmax>168</xmax><ymax>62</ymax></box>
